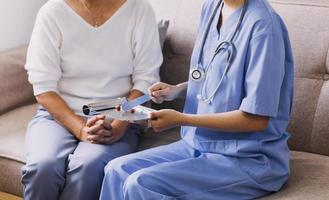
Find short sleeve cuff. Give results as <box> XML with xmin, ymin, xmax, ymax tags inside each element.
<box><xmin>132</xmin><ymin>80</ymin><xmax>152</xmax><ymax>95</ymax></box>
<box><xmin>32</xmin><ymin>81</ymin><xmax>59</xmax><ymax>96</ymax></box>
<box><xmin>239</xmin><ymin>98</ymin><xmax>278</xmax><ymax>118</ymax></box>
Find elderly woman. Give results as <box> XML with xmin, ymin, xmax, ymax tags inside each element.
<box><xmin>21</xmin><ymin>0</ymin><xmax>162</xmax><ymax>199</ymax></box>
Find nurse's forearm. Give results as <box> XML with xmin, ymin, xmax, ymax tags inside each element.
<box><xmin>36</xmin><ymin>92</ymin><xmax>86</xmax><ymax>138</ymax></box>
<box><xmin>181</xmin><ymin>110</ymin><xmax>269</xmax><ymax>132</ymax></box>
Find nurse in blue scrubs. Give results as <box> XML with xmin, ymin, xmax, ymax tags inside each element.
<box><xmin>99</xmin><ymin>0</ymin><xmax>294</xmax><ymax>199</ymax></box>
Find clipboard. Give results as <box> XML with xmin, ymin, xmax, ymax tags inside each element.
<box><xmin>82</xmin><ymin>98</ymin><xmax>156</xmax><ymax>121</ymax></box>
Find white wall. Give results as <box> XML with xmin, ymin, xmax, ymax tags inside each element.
<box><xmin>0</xmin><ymin>0</ymin><xmax>47</xmax><ymax>52</ymax></box>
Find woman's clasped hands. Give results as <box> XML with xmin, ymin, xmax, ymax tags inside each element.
<box><xmin>80</xmin><ymin>115</ymin><xmax>128</xmax><ymax>144</ymax></box>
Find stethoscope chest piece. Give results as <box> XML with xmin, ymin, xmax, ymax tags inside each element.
<box><xmin>190</xmin><ymin>68</ymin><xmax>205</xmax><ymax>82</ymax></box>
<box><xmin>190</xmin><ymin>0</ymin><xmax>248</xmax><ymax>104</ymax></box>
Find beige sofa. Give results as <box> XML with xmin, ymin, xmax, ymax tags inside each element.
<box><xmin>1</xmin><ymin>0</ymin><xmax>329</xmax><ymax>199</ymax></box>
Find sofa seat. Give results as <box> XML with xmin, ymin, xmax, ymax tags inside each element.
<box><xmin>1</xmin><ymin>104</ymin><xmax>329</xmax><ymax>199</ymax></box>
<box><xmin>262</xmin><ymin>151</ymin><xmax>329</xmax><ymax>199</ymax></box>
<box><xmin>0</xmin><ymin>192</ymin><xmax>21</xmax><ymax>200</ymax></box>
<box><xmin>0</xmin><ymin>104</ymin><xmax>37</xmax><ymax>196</ymax></box>
<box><xmin>0</xmin><ymin>104</ymin><xmax>37</xmax><ymax>163</ymax></box>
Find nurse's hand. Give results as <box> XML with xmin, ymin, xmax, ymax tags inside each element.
<box><xmin>148</xmin><ymin>82</ymin><xmax>185</xmax><ymax>104</ymax></box>
<box><xmin>150</xmin><ymin>109</ymin><xmax>185</xmax><ymax>132</ymax></box>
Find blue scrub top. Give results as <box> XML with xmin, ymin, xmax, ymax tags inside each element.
<box><xmin>181</xmin><ymin>0</ymin><xmax>294</xmax><ymax>189</ymax></box>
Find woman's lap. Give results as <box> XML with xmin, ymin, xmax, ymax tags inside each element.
<box><xmin>22</xmin><ymin>110</ymin><xmax>139</xmax><ymax>200</ymax></box>
<box><xmin>24</xmin><ymin>110</ymin><xmax>139</xmax><ymax>164</ymax></box>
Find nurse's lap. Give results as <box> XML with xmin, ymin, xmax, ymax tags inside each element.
<box><xmin>105</xmin><ymin>140</ymin><xmax>267</xmax><ymax>199</ymax></box>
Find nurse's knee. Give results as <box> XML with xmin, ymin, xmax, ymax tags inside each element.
<box><xmin>104</xmin><ymin>156</ymin><xmax>132</xmax><ymax>177</ymax></box>
<box><xmin>123</xmin><ymin>169</ymin><xmax>154</xmax><ymax>195</ymax></box>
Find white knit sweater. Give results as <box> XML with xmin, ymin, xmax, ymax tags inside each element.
<box><xmin>25</xmin><ymin>0</ymin><xmax>163</xmax><ymax>115</ymax></box>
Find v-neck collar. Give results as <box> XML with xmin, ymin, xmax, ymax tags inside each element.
<box><xmin>61</xmin><ymin>0</ymin><xmax>130</xmax><ymax>30</ymax></box>
<box><xmin>213</xmin><ymin>1</ymin><xmax>244</xmax><ymax>39</ymax></box>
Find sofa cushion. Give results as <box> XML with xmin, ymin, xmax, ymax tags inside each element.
<box><xmin>0</xmin><ymin>192</ymin><xmax>22</xmax><ymax>200</ymax></box>
<box><xmin>0</xmin><ymin>104</ymin><xmax>38</xmax><ymax>163</ymax></box>
<box><xmin>150</xmin><ymin>0</ymin><xmax>204</xmax><ymax>112</ymax></box>
<box><xmin>261</xmin><ymin>151</ymin><xmax>329</xmax><ymax>200</ymax></box>
<box><xmin>0</xmin><ymin>158</ymin><xmax>24</xmax><ymax>197</ymax></box>
<box><xmin>138</xmin><ymin>127</ymin><xmax>181</xmax><ymax>151</ymax></box>
<box><xmin>158</xmin><ymin>20</ymin><xmax>170</xmax><ymax>49</ymax></box>
<box><xmin>270</xmin><ymin>0</ymin><xmax>329</xmax><ymax>157</ymax></box>
<box><xmin>0</xmin><ymin>104</ymin><xmax>37</xmax><ymax>196</ymax></box>
<box><xmin>0</xmin><ymin>46</ymin><xmax>35</xmax><ymax>116</ymax></box>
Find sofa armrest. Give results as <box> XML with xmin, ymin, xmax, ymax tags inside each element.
<box><xmin>0</xmin><ymin>46</ymin><xmax>35</xmax><ymax>115</ymax></box>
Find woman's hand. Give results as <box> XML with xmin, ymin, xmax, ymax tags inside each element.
<box><xmin>148</xmin><ymin>82</ymin><xmax>187</xmax><ymax>104</ymax></box>
<box><xmin>103</xmin><ymin>120</ymin><xmax>129</xmax><ymax>144</ymax></box>
<box><xmin>78</xmin><ymin>115</ymin><xmax>111</xmax><ymax>143</ymax></box>
<box><xmin>150</xmin><ymin>109</ymin><xmax>186</xmax><ymax>132</ymax></box>
<box><xmin>81</xmin><ymin>115</ymin><xmax>128</xmax><ymax>144</ymax></box>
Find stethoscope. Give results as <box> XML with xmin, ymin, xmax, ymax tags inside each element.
<box><xmin>190</xmin><ymin>0</ymin><xmax>248</xmax><ymax>104</ymax></box>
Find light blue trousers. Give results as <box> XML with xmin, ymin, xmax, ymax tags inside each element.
<box><xmin>21</xmin><ymin>108</ymin><xmax>139</xmax><ymax>200</ymax></box>
<box><xmin>100</xmin><ymin>140</ymin><xmax>271</xmax><ymax>200</ymax></box>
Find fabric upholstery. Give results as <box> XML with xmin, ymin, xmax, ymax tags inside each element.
<box><xmin>269</xmin><ymin>0</ymin><xmax>329</xmax><ymax>156</ymax></box>
<box><xmin>0</xmin><ymin>47</ymin><xmax>35</xmax><ymax>116</ymax></box>
<box><xmin>138</xmin><ymin>128</ymin><xmax>181</xmax><ymax>151</ymax></box>
<box><xmin>0</xmin><ymin>158</ymin><xmax>24</xmax><ymax>197</ymax></box>
<box><xmin>148</xmin><ymin>0</ymin><xmax>182</xmax><ymax>22</ymax></box>
<box><xmin>151</xmin><ymin>0</ymin><xmax>204</xmax><ymax>111</ymax></box>
<box><xmin>0</xmin><ymin>192</ymin><xmax>22</xmax><ymax>200</ymax></box>
<box><xmin>158</xmin><ymin>20</ymin><xmax>170</xmax><ymax>48</ymax></box>
<box><xmin>0</xmin><ymin>104</ymin><xmax>37</xmax><ymax>195</ymax></box>
<box><xmin>326</xmin><ymin>49</ymin><xmax>329</xmax><ymax>74</ymax></box>
<box><xmin>0</xmin><ymin>102</ymin><xmax>36</xmax><ymax>196</ymax></box>
<box><xmin>0</xmin><ymin>104</ymin><xmax>37</xmax><ymax>163</ymax></box>
<box><xmin>261</xmin><ymin>151</ymin><xmax>329</xmax><ymax>200</ymax></box>
<box><xmin>311</xmin><ymin>81</ymin><xmax>329</xmax><ymax>155</ymax></box>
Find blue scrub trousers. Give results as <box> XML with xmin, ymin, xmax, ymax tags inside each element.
<box><xmin>21</xmin><ymin>108</ymin><xmax>139</xmax><ymax>200</ymax></box>
<box><xmin>100</xmin><ymin>140</ymin><xmax>269</xmax><ymax>200</ymax></box>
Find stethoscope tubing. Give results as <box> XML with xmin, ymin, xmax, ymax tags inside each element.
<box><xmin>194</xmin><ymin>0</ymin><xmax>248</xmax><ymax>104</ymax></box>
